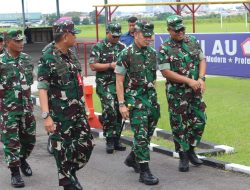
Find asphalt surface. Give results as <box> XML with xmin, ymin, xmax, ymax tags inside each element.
<box><xmin>1</xmin><ymin>106</ymin><xmax>250</xmax><ymax>190</ymax></box>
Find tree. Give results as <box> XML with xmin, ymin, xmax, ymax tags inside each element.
<box><xmin>72</xmin><ymin>16</ymin><xmax>80</xmax><ymax>25</ymax></box>
<box><xmin>89</xmin><ymin>10</ymin><xmax>105</xmax><ymax>24</ymax></box>
<box><xmin>45</xmin><ymin>13</ymin><xmax>58</xmax><ymax>26</ymax></box>
<box><xmin>82</xmin><ymin>18</ymin><xmax>90</xmax><ymax>25</ymax></box>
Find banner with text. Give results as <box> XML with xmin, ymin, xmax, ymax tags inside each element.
<box><xmin>154</xmin><ymin>33</ymin><xmax>250</xmax><ymax>78</ymax></box>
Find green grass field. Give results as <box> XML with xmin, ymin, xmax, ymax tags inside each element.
<box><xmin>76</xmin><ymin>21</ymin><xmax>250</xmax><ymax>39</ymax></box>
<box><xmin>93</xmin><ymin>77</ymin><xmax>250</xmax><ymax>166</ymax></box>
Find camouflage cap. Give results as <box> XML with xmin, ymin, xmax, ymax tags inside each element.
<box><xmin>167</xmin><ymin>15</ymin><xmax>185</xmax><ymax>30</ymax></box>
<box><xmin>53</xmin><ymin>20</ymin><xmax>81</xmax><ymax>34</ymax></box>
<box><xmin>4</xmin><ymin>30</ymin><xmax>24</xmax><ymax>41</ymax></box>
<box><xmin>135</xmin><ymin>20</ymin><xmax>154</xmax><ymax>37</ymax></box>
<box><xmin>107</xmin><ymin>23</ymin><xmax>122</xmax><ymax>37</ymax></box>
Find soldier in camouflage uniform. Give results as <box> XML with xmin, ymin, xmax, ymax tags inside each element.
<box><xmin>0</xmin><ymin>30</ymin><xmax>36</xmax><ymax>188</ymax></box>
<box><xmin>37</xmin><ymin>20</ymin><xmax>94</xmax><ymax>190</ymax></box>
<box><xmin>116</xmin><ymin>21</ymin><xmax>160</xmax><ymax>185</ymax></box>
<box><xmin>158</xmin><ymin>15</ymin><xmax>207</xmax><ymax>172</ymax></box>
<box><xmin>0</xmin><ymin>32</ymin><xmax>5</xmax><ymax>54</ymax></box>
<box><xmin>89</xmin><ymin>22</ymin><xmax>126</xmax><ymax>154</ymax></box>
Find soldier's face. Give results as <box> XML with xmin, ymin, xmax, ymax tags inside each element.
<box><xmin>7</xmin><ymin>39</ymin><xmax>24</xmax><ymax>53</ymax></box>
<box><xmin>64</xmin><ymin>32</ymin><xmax>76</xmax><ymax>47</ymax></box>
<box><xmin>134</xmin><ymin>31</ymin><xmax>152</xmax><ymax>48</ymax></box>
<box><xmin>107</xmin><ymin>32</ymin><xmax>120</xmax><ymax>44</ymax></box>
<box><xmin>168</xmin><ymin>27</ymin><xmax>185</xmax><ymax>41</ymax></box>
<box><xmin>0</xmin><ymin>39</ymin><xmax>4</xmax><ymax>51</ymax></box>
<box><xmin>128</xmin><ymin>22</ymin><xmax>136</xmax><ymax>34</ymax></box>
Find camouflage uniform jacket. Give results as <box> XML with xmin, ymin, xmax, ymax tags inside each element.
<box><xmin>89</xmin><ymin>38</ymin><xmax>125</xmax><ymax>94</ymax></box>
<box><xmin>158</xmin><ymin>35</ymin><xmax>205</xmax><ymax>88</ymax></box>
<box><xmin>37</xmin><ymin>44</ymin><xmax>84</xmax><ymax>121</ymax></box>
<box><xmin>0</xmin><ymin>52</ymin><xmax>34</xmax><ymax>115</ymax></box>
<box><xmin>116</xmin><ymin>43</ymin><xmax>159</xmax><ymax>114</ymax></box>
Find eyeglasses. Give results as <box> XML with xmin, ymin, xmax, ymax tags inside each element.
<box><xmin>173</xmin><ymin>27</ymin><xmax>185</xmax><ymax>33</ymax></box>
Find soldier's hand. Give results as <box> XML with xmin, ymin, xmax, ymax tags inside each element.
<box><xmin>44</xmin><ymin>117</ymin><xmax>55</xmax><ymax>133</ymax></box>
<box><xmin>111</xmin><ymin>62</ymin><xmax>116</xmax><ymax>70</ymax></box>
<box><xmin>119</xmin><ymin>105</ymin><xmax>129</xmax><ymax>120</ymax></box>
<box><xmin>198</xmin><ymin>79</ymin><xmax>206</xmax><ymax>93</ymax></box>
<box><xmin>187</xmin><ymin>79</ymin><xmax>201</xmax><ymax>91</ymax></box>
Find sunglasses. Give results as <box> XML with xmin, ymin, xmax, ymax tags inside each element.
<box><xmin>173</xmin><ymin>27</ymin><xmax>185</xmax><ymax>33</ymax></box>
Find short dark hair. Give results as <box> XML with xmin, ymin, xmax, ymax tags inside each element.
<box><xmin>128</xmin><ymin>16</ymin><xmax>138</xmax><ymax>23</ymax></box>
<box><xmin>53</xmin><ymin>33</ymin><xmax>64</xmax><ymax>43</ymax></box>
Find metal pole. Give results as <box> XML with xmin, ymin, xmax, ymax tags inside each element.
<box><xmin>21</xmin><ymin>0</ymin><xmax>26</xmax><ymax>32</ymax></box>
<box><xmin>56</xmin><ymin>0</ymin><xmax>60</xmax><ymax>18</ymax></box>
<box><xmin>96</xmin><ymin>7</ymin><xmax>99</xmax><ymax>42</ymax></box>
<box><xmin>104</xmin><ymin>0</ymin><xmax>108</xmax><ymax>30</ymax></box>
<box><xmin>176</xmin><ymin>0</ymin><xmax>181</xmax><ymax>15</ymax></box>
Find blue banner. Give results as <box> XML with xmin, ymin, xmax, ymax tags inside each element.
<box><xmin>154</xmin><ymin>33</ymin><xmax>250</xmax><ymax>78</ymax></box>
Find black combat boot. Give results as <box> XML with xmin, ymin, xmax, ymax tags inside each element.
<box><xmin>113</xmin><ymin>137</ymin><xmax>126</xmax><ymax>151</ymax></box>
<box><xmin>10</xmin><ymin>167</ymin><xmax>25</xmax><ymax>188</ymax></box>
<box><xmin>187</xmin><ymin>146</ymin><xmax>203</xmax><ymax>166</ymax></box>
<box><xmin>71</xmin><ymin>168</ymin><xmax>83</xmax><ymax>190</ymax></box>
<box><xmin>63</xmin><ymin>184</ymin><xmax>77</xmax><ymax>190</ymax></box>
<box><xmin>20</xmin><ymin>158</ymin><xmax>32</xmax><ymax>176</ymax></box>
<box><xmin>124</xmin><ymin>151</ymin><xmax>140</xmax><ymax>173</ymax></box>
<box><xmin>106</xmin><ymin>137</ymin><xmax>114</xmax><ymax>154</ymax></box>
<box><xmin>139</xmin><ymin>163</ymin><xmax>159</xmax><ymax>185</ymax></box>
<box><xmin>179</xmin><ymin>151</ymin><xmax>189</xmax><ymax>172</ymax></box>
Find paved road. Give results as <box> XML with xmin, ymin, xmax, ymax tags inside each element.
<box><xmin>1</xmin><ymin>106</ymin><xmax>250</xmax><ymax>190</ymax></box>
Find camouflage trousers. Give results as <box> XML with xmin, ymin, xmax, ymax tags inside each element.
<box><xmin>167</xmin><ymin>89</ymin><xmax>207</xmax><ymax>152</ymax></box>
<box><xmin>97</xmin><ymin>91</ymin><xmax>122</xmax><ymax>138</ymax></box>
<box><xmin>0</xmin><ymin>113</ymin><xmax>36</xmax><ymax>168</ymax></box>
<box><xmin>130</xmin><ymin>107</ymin><xmax>159</xmax><ymax>163</ymax></box>
<box><xmin>51</xmin><ymin>112</ymin><xmax>94</xmax><ymax>186</ymax></box>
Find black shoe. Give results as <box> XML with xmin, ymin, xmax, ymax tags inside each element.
<box><xmin>179</xmin><ymin>151</ymin><xmax>189</xmax><ymax>172</ymax></box>
<box><xmin>63</xmin><ymin>184</ymin><xmax>75</xmax><ymax>190</ymax></box>
<box><xmin>64</xmin><ymin>183</ymin><xmax>82</xmax><ymax>190</ymax></box>
<box><xmin>11</xmin><ymin>169</ymin><xmax>25</xmax><ymax>188</ymax></box>
<box><xmin>20</xmin><ymin>159</ymin><xmax>32</xmax><ymax>176</ymax></box>
<box><xmin>114</xmin><ymin>137</ymin><xmax>126</xmax><ymax>151</ymax></box>
<box><xmin>124</xmin><ymin>151</ymin><xmax>140</xmax><ymax>173</ymax></box>
<box><xmin>187</xmin><ymin>146</ymin><xmax>203</xmax><ymax>166</ymax></box>
<box><xmin>106</xmin><ymin>137</ymin><xmax>114</xmax><ymax>154</ymax></box>
<box><xmin>139</xmin><ymin>170</ymin><xmax>159</xmax><ymax>185</ymax></box>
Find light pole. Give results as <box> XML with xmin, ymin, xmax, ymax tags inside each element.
<box><xmin>56</xmin><ymin>0</ymin><xmax>60</xmax><ymax>19</ymax></box>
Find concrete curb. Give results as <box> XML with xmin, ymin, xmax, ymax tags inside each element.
<box><xmin>90</xmin><ymin>128</ymin><xmax>250</xmax><ymax>175</ymax></box>
<box><xmin>32</xmin><ymin>96</ymin><xmax>250</xmax><ymax>175</ymax></box>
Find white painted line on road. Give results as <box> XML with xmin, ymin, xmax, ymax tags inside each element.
<box><xmin>173</xmin><ymin>151</ymin><xmax>179</xmax><ymax>158</ymax></box>
<box><xmin>214</xmin><ymin>145</ymin><xmax>234</xmax><ymax>154</ymax></box>
<box><xmin>99</xmin><ymin>132</ymin><xmax>104</xmax><ymax>139</ymax></box>
<box><xmin>149</xmin><ymin>143</ymin><xmax>159</xmax><ymax>151</ymax></box>
<box><xmin>225</xmin><ymin>163</ymin><xmax>250</xmax><ymax>175</ymax></box>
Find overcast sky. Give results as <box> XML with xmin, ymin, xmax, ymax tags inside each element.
<box><xmin>0</xmin><ymin>0</ymin><xmax>146</xmax><ymax>14</ymax></box>
<box><xmin>0</xmin><ymin>0</ymin><xmax>240</xmax><ymax>14</ymax></box>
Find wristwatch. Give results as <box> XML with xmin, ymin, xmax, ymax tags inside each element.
<box><xmin>199</xmin><ymin>76</ymin><xmax>206</xmax><ymax>82</ymax></box>
<box><xmin>118</xmin><ymin>101</ymin><xmax>125</xmax><ymax>107</ymax></box>
<box><xmin>41</xmin><ymin>112</ymin><xmax>50</xmax><ymax>119</ymax></box>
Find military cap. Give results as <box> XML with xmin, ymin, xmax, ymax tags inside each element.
<box><xmin>135</xmin><ymin>20</ymin><xmax>154</xmax><ymax>37</ymax></box>
<box><xmin>53</xmin><ymin>20</ymin><xmax>81</xmax><ymax>34</ymax></box>
<box><xmin>107</xmin><ymin>23</ymin><xmax>122</xmax><ymax>37</ymax></box>
<box><xmin>167</xmin><ymin>15</ymin><xmax>185</xmax><ymax>30</ymax></box>
<box><xmin>4</xmin><ymin>30</ymin><xmax>24</xmax><ymax>41</ymax></box>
